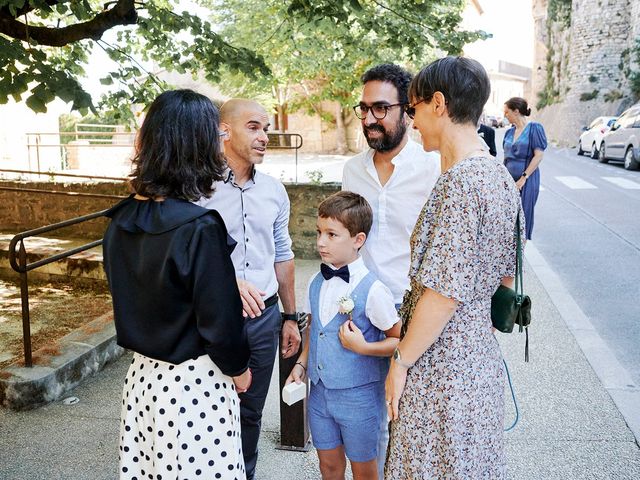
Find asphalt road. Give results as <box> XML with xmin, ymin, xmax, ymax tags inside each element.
<box><xmin>512</xmin><ymin>138</ymin><xmax>640</xmax><ymax>386</ymax></box>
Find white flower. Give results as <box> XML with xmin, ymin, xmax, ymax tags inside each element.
<box><xmin>337</xmin><ymin>296</ymin><xmax>355</xmax><ymax>315</ymax></box>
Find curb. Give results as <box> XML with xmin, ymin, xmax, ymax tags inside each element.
<box><xmin>0</xmin><ymin>312</ymin><xmax>123</xmax><ymax>410</ymax></box>
<box><xmin>525</xmin><ymin>241</ymin><xmax>640</xmax><ymax>444</ymax></box>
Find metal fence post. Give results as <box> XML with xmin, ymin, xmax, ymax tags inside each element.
<box><xmin>277</xmin><ymin>313</ymin><xmax>311</xmax><ymax>451</ymax></box>
<box><xmin>17</xmin><ymin>241</ymin><xmax>33</xmax><ymax>367</ymax></box>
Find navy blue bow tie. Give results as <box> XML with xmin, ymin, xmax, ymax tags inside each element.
<box><xmin>320</xmin><ymin>263</ymin><xmax>350</xmax><ymax>283</ymax></box>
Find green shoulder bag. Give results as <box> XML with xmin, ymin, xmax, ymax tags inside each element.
<box><xmin>491</xmin><ymin>214</ymin><xmax>531</xmax><ymax>361</ymax></box>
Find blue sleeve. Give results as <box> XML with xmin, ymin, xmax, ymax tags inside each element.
<box><xmin>530</xmin><ymin>122</ymin><xmax>547</xmax><ymax>152</ymax></box>
<box><xmin>273</xmin><ymin>182</ymin><xmax>294</xmax><ymax>262</ymax></box>
<box><xmin>502</xmin><ymin>127</ymin><xmax>514</xmax><ymax>149</ymax></box>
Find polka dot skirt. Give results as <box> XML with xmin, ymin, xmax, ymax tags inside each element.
<box><xmin>118</xmin><ymin>353</ymin><xmax>245</xmax><ymax>479</ymax></box>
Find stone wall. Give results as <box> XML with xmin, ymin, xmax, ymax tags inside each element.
<box><xmin>532</xmin><ymin>0</ymin><xmax>640</xmax><ymax>145</ymax></box>
<box><xmin>0</xmin><ymin>181</ymin><xmax>339</xmax><ymax>259</ymax></box>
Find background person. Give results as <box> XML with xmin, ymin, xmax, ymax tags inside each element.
<box><xmin>196</xmin><ymin>98</ymin><xmax>301</xmax><ymax>480</ymax></box>
<box><xmin>385</xmin><ymin>57</ymin><xmax>523</xmax><ymax>479</ymax></box>
<box><xmin>478</xmin><ymin>114</ymin><xmax>497</xmax><ymax>156</ymax></box>
<box><xmin>103</xmin><ymin>89</ymin><xmax>251</xmax><ymax>480</ymax></box>
<box><xmin>503</xmin><ymin>96</ymin><xmax>547</xmax><ymax>239</ymax></box>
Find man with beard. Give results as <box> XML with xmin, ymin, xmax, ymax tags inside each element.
<box><xmin>342</xmin><ymin>63</ymin><xmax>440</xmax><ymax>478</ymax></box>
<box><xmin>197</xmin><ymin>99</ymin><xmax>301</xmax><ymax>480</ymax></box>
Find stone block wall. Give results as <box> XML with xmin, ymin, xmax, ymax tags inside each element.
<box><xmin>532</xmin><ymin>0</ymin><xmax>640</xmax><ymax>145</ymax></box>
<box><xmin>0</xmin><ymin>181</ymin><xmax>339</xmax><ymax>259</ymax></box>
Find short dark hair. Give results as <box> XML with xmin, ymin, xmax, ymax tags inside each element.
<box><xmin>318</xmin><ymin>191</ymin><xmax>373</xmax><ymax>237</ymax></box>
<box><xmin>505</xmin><ymin>97</ymin><xmax>531</xmax><ymax>116</ymax></box>
<box><xmin>361</xmin><ymin>64</ymin><xmax>413</xmax><ymax>105</ymax></box>
<box><xmin>409</xmin><ymin>56</ymin><xmax>490</xmax><ymax>125</ymax></box>
<box><xmin>130</xmin><ymin>89</ymin><xmax>225</xmax><ymax>201</ymax></box>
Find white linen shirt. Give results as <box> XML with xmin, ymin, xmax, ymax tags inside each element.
<box><xmin>304</xmin><ymin>257</ymin><xmax>398</xmax><ymax>329</ymax></box>
<box><xmin>196</xmin><ymin>168</ymin><xmax>294</xmax><ymax>298</ymax></box>
<box><xmin>342</xmin><ymin>139</ymin><xmax>440</xmax><ymax>303</ymax></box>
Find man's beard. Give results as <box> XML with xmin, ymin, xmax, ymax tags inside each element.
<box><xmin>363</xmin><ymin>120</ymin><xmax>407</xmax><ymax>152</ymax></box>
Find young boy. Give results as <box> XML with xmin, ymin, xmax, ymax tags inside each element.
<box><xmin>286</xmin><ymin>191</ymin><xmax>401</xmax><ymax>480</ymax></box>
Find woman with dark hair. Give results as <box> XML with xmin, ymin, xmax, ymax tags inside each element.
<box><xmin>384</xmin><ymin>57</ymin><xmax>523</xmax><ymax>478</ymax></box>
<box><xmin>103</xmin><ymin>89</ymin><xmax>251</xmax><ymax>480</ymax></box>
<box><xmin>503</xmin><ymin>96</ymin><xmax>547</xmax><ymax>239</ymax></box>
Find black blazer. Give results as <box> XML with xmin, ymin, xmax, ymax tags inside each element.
<box><xmin>103</xmin><ymin>196</ymin><xmax>250</xmax><ymax>376</ymax></box>
<box><xmin>478</xmin><ymin>124</ymin><xmax>497</xmax><ymax>157</ymax></box>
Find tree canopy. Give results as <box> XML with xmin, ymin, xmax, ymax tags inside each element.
<box><xmin>0</xmin><ymin>0</ymin><xmax>486</xmax><ymax>124</ymax></box>
<box><xmin>213</xmin><ymin>0</ymin><xmax>486</xmax><ymax>151</ymax></box>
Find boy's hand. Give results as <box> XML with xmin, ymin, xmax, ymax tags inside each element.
<box><xmin>339</xmin><ymin>320</ymin><xmax>367</xmax><ymax>354</ymax></box>
<box><xmin>285</xmin><ymin>363</ymin><xmax>306</xmax><ymax>385</ymax></box>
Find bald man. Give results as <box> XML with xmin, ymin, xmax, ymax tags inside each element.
<box><xmin>197</xmin><ymin>99</ymin><xmax>301</xmax><ymax>479</ymax></box>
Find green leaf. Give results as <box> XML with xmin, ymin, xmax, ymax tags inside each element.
<box><xmin>26</xmin><ymin>94</ymin><xmax>47</xmax><ymax>113</ymax></box>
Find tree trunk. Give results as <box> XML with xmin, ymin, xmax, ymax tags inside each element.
<box><xmin>335</xmin><ymin>104</ymin><xmax>349</xmax><ymax>154</ymax></box>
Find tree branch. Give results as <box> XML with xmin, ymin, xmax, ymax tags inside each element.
<box><xmin>0</xmin><ymin>0</ymin><xmax>137</xmax><ymax>47</ymax></box>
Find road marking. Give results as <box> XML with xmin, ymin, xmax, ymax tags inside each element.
<box><xmin>602</xmin><ymin>176</ymin><xmax>640</xmax><ymax>189</ymax></box>
<box><xmin>555</xmin><ymin>176</ymin><xmax>597</xmax><ymax>189</ymax></box>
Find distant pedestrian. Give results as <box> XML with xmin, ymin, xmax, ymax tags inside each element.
<box><xmin>286</xmin><ymin>191</ymin><xmax>401</xmax><ymax>480</ymax></box>
<box><xmin>478</xmin><ymin>114</ymin><xmax>497</xmax><ymax>156</ymax></box>
<box><xmin>103</xmin><ymin>89</ymin><xmax>251</xmax><ymax>480</ymax></box>
<box><xmin>385</xmin><ymin>57</ymin><xmax>523</xmax><ymax>479</ymax></box>
<box><xmin>503</xmin><ymin>96</ymin><xmax>547</xmax><ymax>239</ymax></box>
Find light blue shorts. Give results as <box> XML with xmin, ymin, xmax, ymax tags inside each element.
<box><xmin>308</xmin><ymin>379</ymin><xmax>384</xmax><ymax>462</ymax></box>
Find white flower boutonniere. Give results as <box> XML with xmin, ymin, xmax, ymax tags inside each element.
<box><xmin>337</xmin><ymin>296</ymin><xmax>355</xmax><ymax>321</ymax></box>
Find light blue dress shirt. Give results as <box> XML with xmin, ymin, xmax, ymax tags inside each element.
<box><xmin>196</xmin><ymin>168</ymin><xmax>294</xmax><ymax>297</ymax></box>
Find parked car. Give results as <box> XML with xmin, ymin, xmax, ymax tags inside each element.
<box><xmin>598</xmin><ymin>103</ymin><xmax>640</xmax><ymax>170</ymax></box>
<box><xmin>577</xmin><ymin>116</ymin><xmax>617</xmax><ymax>158</ymax></box>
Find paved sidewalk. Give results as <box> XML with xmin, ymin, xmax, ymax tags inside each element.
<box><xmin>1</xmin><ymin>259</ymin><xmax>639</xmax><ymax>479</ymax></box>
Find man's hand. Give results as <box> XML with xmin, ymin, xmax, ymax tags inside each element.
<box><xmin>236</xmin><ymin>279</ymin><xmax>266</xmax><ymax>318</ymax></box>
<box><xmin>281</xmin><ymin>319</ymin><xmax>301</xmax><ymax>358</ymax></box>
<box><xmin>339</xmin><ymin>320</ymin><xmax>367</xmax><ymax>354</ymax></box>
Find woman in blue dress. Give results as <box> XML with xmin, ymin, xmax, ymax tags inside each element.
<box><xmin>503</xmin><ymin>97</ymin><xmax>547</xmax><ymax>239</ymax></box>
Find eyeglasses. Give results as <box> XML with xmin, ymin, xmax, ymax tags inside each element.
<box><xmin>404</xmin><ymin>99</ymin><xmax>425</xmax><ymax>120</ymax></box>
<box><xmin>353</xmin><ymin>103</ymin><xmax>407</xmax><ymax>120</ymax></box>
<box><xmin>218</xmin><ymin>130</ymin><xmax>229</xmax><ymax>140</ymax></box>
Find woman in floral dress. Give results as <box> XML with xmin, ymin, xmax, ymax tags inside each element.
<box><xmin>384</xmin><ymin>57</ymin><xmax>524</xmax><ymax>479</ymax></box>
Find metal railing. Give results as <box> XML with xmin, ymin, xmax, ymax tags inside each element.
<box><xmin>267</xmin><ymin>133</ymin><xmax>304</xmax><ymax>182</ymax></box>
<box><xmin>0</xmin><ymin>168</ymin><xmax>128</xmax><ymax>183</ymax></box>
<box><xmin>8</xmin><ymin>210</ymin><xmax>108</xmax><ymax>367</ymax></box>
<box><xmin>8</xmin><ymin>210</ymin><xmax>310</xmax><ymax>449</ymax></box>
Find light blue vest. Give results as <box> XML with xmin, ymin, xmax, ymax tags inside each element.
<box><xmin>307</xmin><ymin>271</ymin><xmax>389</xmax><ymax>389</ymax></box>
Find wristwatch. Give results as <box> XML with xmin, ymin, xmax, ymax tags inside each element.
<box><xmin>521</xmin><ymin>172</ymin><xmax>528</xmax><ymax>179</ymax></box>
<box><xmin>282</xmin><ymin>313</ymin><xmax>298</xmax><ymax>322</ymax></box>
<box><xmin>393</xmin><ymin>347</ymin><xmax>414</xmax><ymax>369</ymax></box>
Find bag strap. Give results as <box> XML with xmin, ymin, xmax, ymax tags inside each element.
<box><xmin>515</xmin><ymin>213</ymin><xmax>524</xmax><ymax>300</ymax></box>
<box><xmin>514</xmin><ymin>213</ymin><xmax>529</xmax><ymax>362</ymax></box>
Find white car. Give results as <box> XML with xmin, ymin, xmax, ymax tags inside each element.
<box><xmin>599</xmin><ymin>103</ymin><xmax>640</xmax><ymax>170</ymax></box>
<box><xmin>578</xmin><ymin>116</ymin><xmax>617</xmax><ymax>158</ymax></box>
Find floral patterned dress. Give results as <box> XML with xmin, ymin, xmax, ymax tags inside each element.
<box><xmin>386</xmin><ymin>156</ymin><xmax>524</xmax><ymax>479</ymax></box>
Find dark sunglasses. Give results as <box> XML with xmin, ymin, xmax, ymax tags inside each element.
<box><xmin>404</xmin><ymin>99</ymin><xmax>425</xmax><ymax>120</ymax></box>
